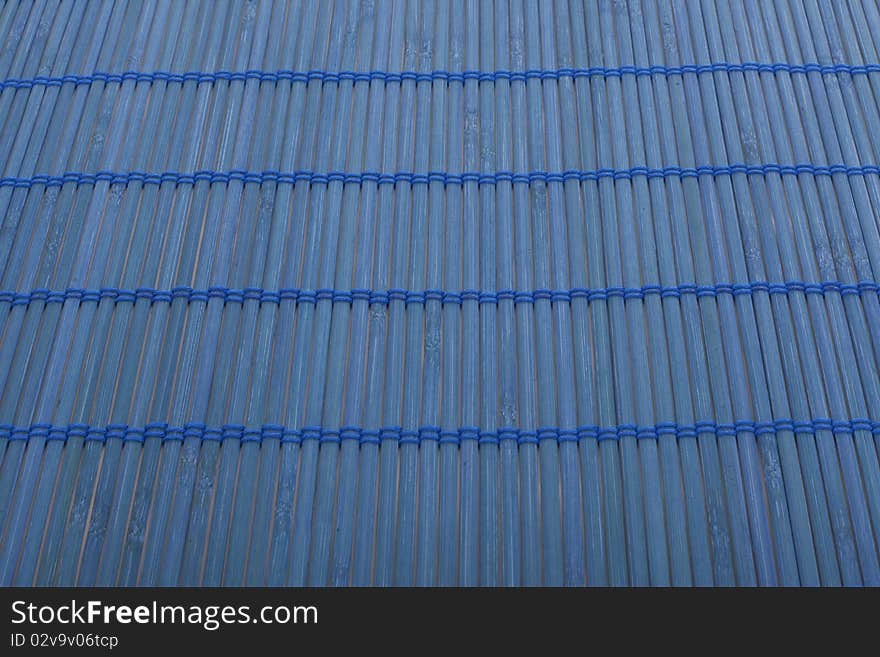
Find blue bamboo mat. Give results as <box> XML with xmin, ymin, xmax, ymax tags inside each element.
<box><xmin>1</xmin><ymin>0</ymin><xmax>880</xmax><ymax>586</ymax></box>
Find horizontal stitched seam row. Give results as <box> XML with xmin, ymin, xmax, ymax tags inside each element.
<box><xmin>2</xmin><ymin>419</ymin><xmax>877</xmax><ymax>446</ymax></box>
<box><xmin>1</xmin><ymin>162</ymin><xmax>878</xmax><ymax>189</ymax></box>
<box><xmin>2</xmin><ymin>60</ymin><xmax>879</xmax><ymax>90</ymax></box>
<box><xmin>2</xmin><ymin>280</ymin><xmax>878</xmax><ymax>308</ymax></box>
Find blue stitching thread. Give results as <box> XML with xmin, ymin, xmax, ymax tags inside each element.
<box><xmin>1</xmin><ymin>162</ymin><xmax>878</xmax><ymax>190</ymax></box>
<box><xmin>2</xmin><ymin>60</ymin><xmax>879</xmax><ymax>91</ymax></box>
<box><xmin>2</xmin><ymin>280</ymin><xmax>878</xmax><ymax>309</ymax></box>
<box><xmin>2</xmin><ymin>418</ymin><xmax>878</xmax><ymax>446</ymax></box>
